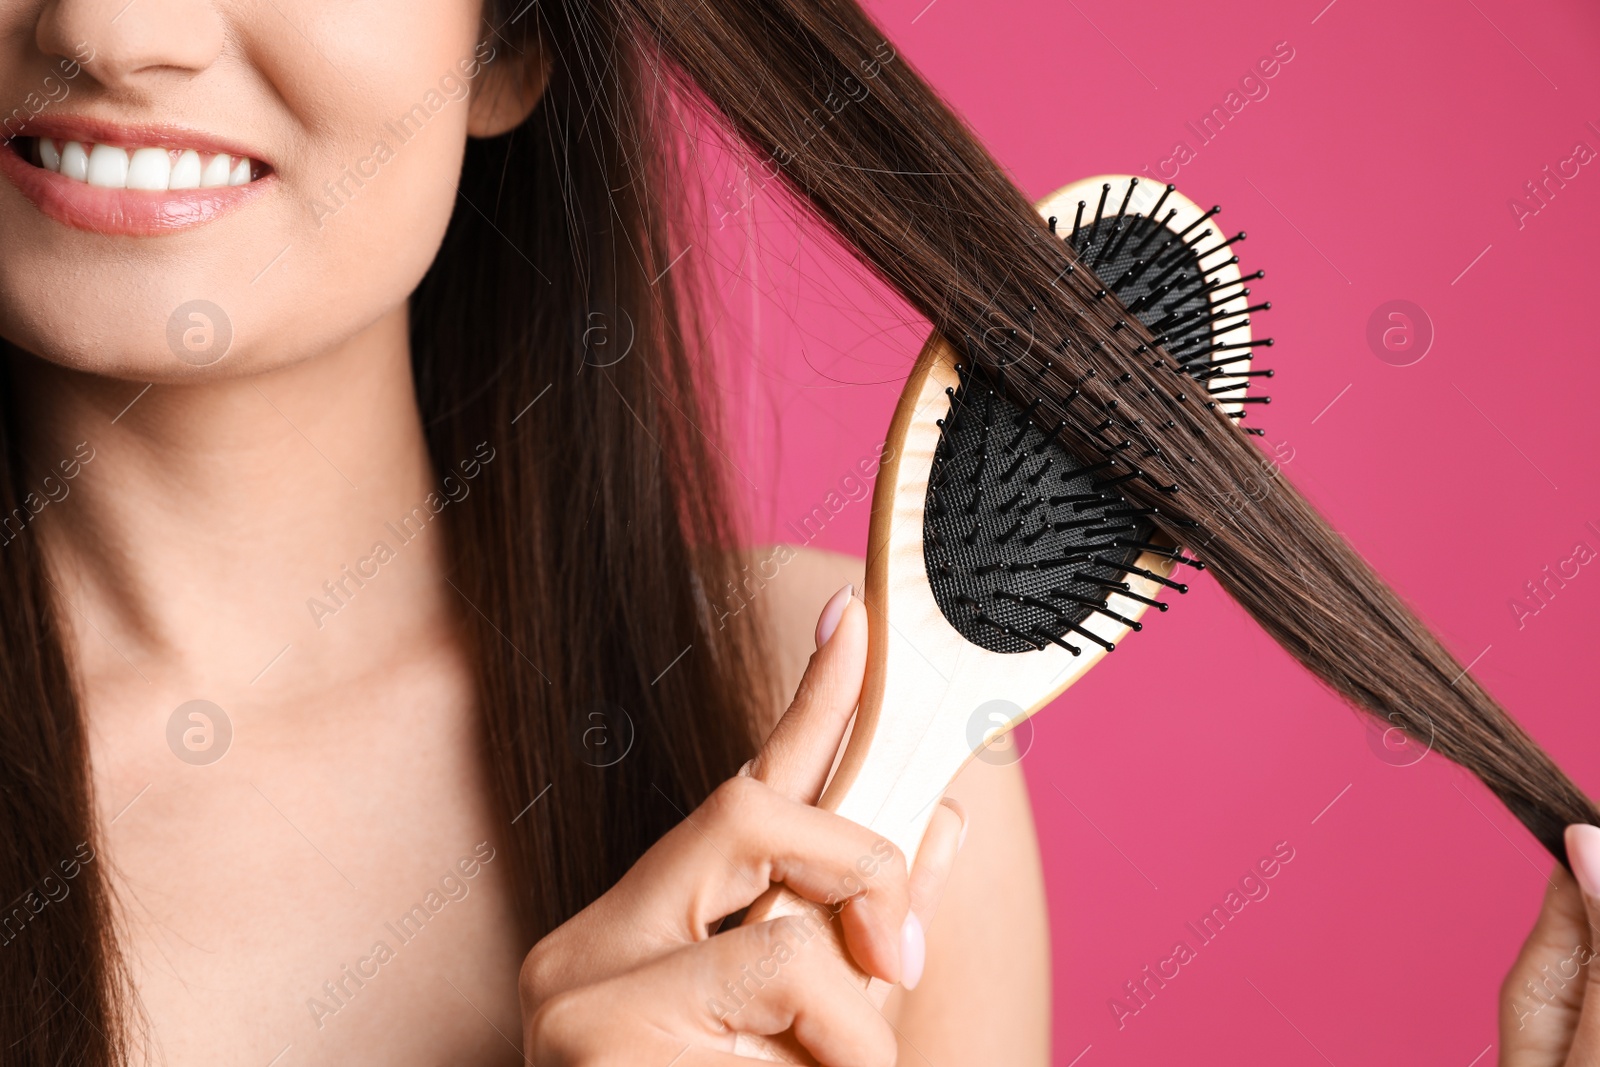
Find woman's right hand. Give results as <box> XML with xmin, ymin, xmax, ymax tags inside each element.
<box><xmin>519</xmin><ymin>586</ymin><xmax>969</xmax><ymax>1065</ymax></box>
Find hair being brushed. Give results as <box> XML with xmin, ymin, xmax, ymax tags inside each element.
<box><xmin>604</xmin><ymin>0</ymin><xmax>1596</xmax><ymax>859</ymax></box>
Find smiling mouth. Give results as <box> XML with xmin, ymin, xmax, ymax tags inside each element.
<box><xmin>16</xmin><ymin>136</ymin><xmax>268</xmax><ymax>191</ymax></box>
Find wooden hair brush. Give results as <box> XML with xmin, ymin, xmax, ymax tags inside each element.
<box><xmin>736</xmin><ymin>174</ymin><xmax>1269</xmax><ymax>1061</ymax></box>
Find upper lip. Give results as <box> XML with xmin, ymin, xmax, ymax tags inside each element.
<box><xmin>7</xmin><ymin>115</ymin><xmax>269</xmax><ymax>168</ymax></box>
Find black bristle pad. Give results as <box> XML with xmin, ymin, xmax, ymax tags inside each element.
<box><xmin>922</xmin><ymin>372</ymin><xmax>1154</xmax><ymax>655</ymax></box>
<box><xmin>920</xmin><ymin>182</ymin><xmax>1236</xmax><ymax>654</ymax></box>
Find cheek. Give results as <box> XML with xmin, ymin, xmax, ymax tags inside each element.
<box><xmin>244</xmin><ymin>105</ymin><xmax>468</xmax><ymax>370</ymax></box>
<box><xmin>226</xmin><ymin>3</ymin><xmax>483</xmax><ymax>368</ymax></box>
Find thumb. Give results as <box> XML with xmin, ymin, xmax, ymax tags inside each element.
<box><xmin>1556</xmin><ymin>824</ymin><xmax>1600</xmax><ymax>1059</ymax></box>
<box><xmin>747</xmin><ymin>584</ymin><xmax>868</xmax><ymax>804</ymax></box>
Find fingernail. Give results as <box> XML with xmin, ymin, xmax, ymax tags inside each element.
<box><xmin>815</xmin><ymin>583</ymin><xmax>853</xmax><ymax>649</ymax></box>
<box><xmin>940</xmin><ymin>796</ymin><xmax>969</xmax><ymax>852</ymax></box>
<box><xmin>1567</xmin><ymin>824</ymin><xmax>1600</xmax><ymax>896</ymax></box>
<box><xmin>900</xmin><ymin>913</ymin><xmax>925</xmax><ymax>990</ymax></box>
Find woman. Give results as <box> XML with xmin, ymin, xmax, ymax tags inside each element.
<box><xmin>0</xmin><ymin>0</ymin><xmax>1045</xmax><ymax>1062</ymax></box>
<box><xmin>1</xmin><ymin>0</ymin><xmax>1594</xmax><ymax>1063</ymax></box>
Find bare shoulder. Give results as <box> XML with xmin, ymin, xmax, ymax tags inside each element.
<box><xmin>886</xmin><ymin>753</ymin><xmax>1051</xmax><ymax>1063</ymax></box>
<box><xmin>736</xmin><ymin>543</ymin><xmax>864</xmax><ymax>733</ymax></box>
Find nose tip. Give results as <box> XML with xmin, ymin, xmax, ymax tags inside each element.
<box><xmin>36</xmin><ymin>0</ymin><xmax>225</xmax><ymax>89</ymax></box>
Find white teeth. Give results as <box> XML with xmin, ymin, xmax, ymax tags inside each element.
<box><xmin>86</xmin><ymin>144</ymin><xmax>128</xmax><ymax>188</ymax></box>
<box><xmin>60</xmin><ymin>141</ymin><xmax>89</xmax><ymax>182</ymax></box>
<box><xmin>126</xmin><ymin>147</ymin><xmax>171</xmax><ymax>191</ymax></box>
<box><xmin>36</xmin><ymin>140</ymin><xmax>259</xmax><ymax>191</ymax></box>
<box><xmin>200</xmin><ymin>153</ymin><xmax>232</xmax><ymax>188</ymax></box>
<box><xmin>169</xmin><ymin>149</ymin><xmax>202</xmax><ymax>190</ymax></box>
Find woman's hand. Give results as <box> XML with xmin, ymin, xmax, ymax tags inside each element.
<box><xmin>519</xmin><ymin>585</ymin><xmax>969</xmax><ymax>1064</ymax></box>
<box><xmin>1500</xmin><ymin>824</ymin><xmax>1600</xmax><ymax>1065</ymax></box>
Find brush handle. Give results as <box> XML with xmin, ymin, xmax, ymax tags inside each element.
<box><xmin>730</xmin><ymin>589</ymin><xmax>967</xmax><ymax>1063</ymax></box>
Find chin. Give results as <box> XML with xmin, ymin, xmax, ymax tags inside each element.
<box><xmin>0</xmin><ymin>295</ymin><xmax>305</xmax><ymax>385</ymax></box>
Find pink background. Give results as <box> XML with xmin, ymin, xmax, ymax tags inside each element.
<box><xmin>701</xmin><ymin>0</ymin><xmax>1600</xmax><ymax>1061</ymax></box>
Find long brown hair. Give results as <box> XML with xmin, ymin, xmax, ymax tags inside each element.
<box><xmin>1</xmin><ymin>0</ymin><xmax>1593</xmax><ymax>1061</ymax></box>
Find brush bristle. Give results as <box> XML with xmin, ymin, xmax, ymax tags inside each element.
<box><xmin>923</xmin><ymin>177</ymin><xmax>1256</xmax><ymax>653</ymax></box>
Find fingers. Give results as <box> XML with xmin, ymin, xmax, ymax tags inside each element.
<box><xmin>747</xmin><ymin>584</ymin><xmax>867</xmax><ymax>804</ymax></box>
<box><xmin>530</xmin><ymin>913</ymin><xmax>901</xmax><ymax>1067</ymax></box>
<box><xmin>1557</xmin><ymin>825</ymin><xmax>1600</xmax><ymax>1058</ymax></box>
<box><xmin>634</xmin><ymin>774</ymin><xmax>911</xmax><ymax>983</ymax></box>
<box><xmin>680</xmin><ymin>915</ymin><xmax>899</xmax><ymax>1067</ymax></box>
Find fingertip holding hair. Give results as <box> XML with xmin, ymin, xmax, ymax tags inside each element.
<box><xmin>1565</xmin><ymin>824</ymin><xmax>1600</xmax><ymax>897</ymax></box>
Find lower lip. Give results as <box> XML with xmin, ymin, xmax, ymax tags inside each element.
<box><xmin>0</xmin><ymin>141</ymin><xmax>271</xmax><ymax>237</ymax></box>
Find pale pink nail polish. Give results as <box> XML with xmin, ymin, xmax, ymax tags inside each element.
<box><xmin>1566</xmin><ymin>824</ymin><xmax>1600</xmax><ymax>896</ymax></box>
<box><xmin>940</xmin><ymin>796</ymin><xmax>970</xmax><ymax>852</ymax></box>
<box><xmin>900</xmin><ymin>913</ymin><xmax>925</xmax><ymax>990</ymax></box>
<box><xmin>815</xmin><ymin>583</ymin><xmax>853</xmax><ymax>648</ymax></box>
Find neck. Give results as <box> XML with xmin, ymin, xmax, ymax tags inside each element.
<box><xmin>8</xmin><ymin>305</ymin><xmax>462</xmax><ymax>704</ymax></box>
